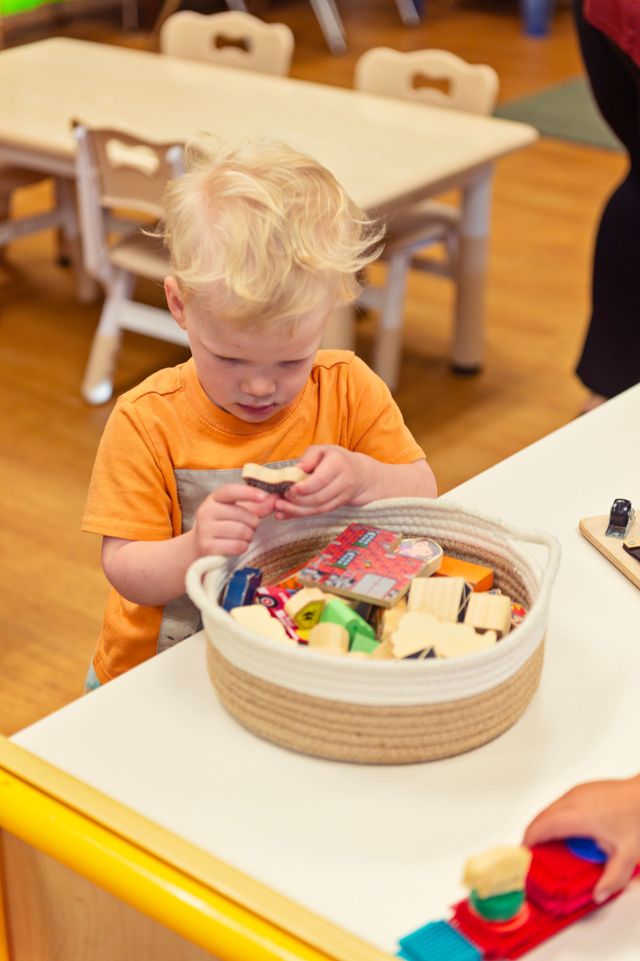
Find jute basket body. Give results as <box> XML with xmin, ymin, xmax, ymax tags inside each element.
<box><xmin>186</xmin><ymin>499</ymin><xmax>560</xmax><ymax>765</ymax></box>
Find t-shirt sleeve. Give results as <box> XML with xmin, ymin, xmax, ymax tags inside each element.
<box><xmin>344</xmin><ymin>355</ymin><xmax>426</xmax><ymax>463</ymax></box>
<box><xmin>82</xmin><ymin>398</ymin><xmax>174</xmax><ymax>541</ymax></box>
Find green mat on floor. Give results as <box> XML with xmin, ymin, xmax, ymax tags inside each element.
<box><xmin>494</xmin><ymin>76</ymin><xmax>622</xmax><ymax>151</ymax></box>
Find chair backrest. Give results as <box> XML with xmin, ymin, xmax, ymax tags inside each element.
<box><xmin>354</xmin><ymin>47</ymin><xmax>499</xmax><ymax>115</ymax></box>
<box><xmin>73</xmin><ymin>123</ymin><xmax>184</xmax><ymax>282</ymax></box>
<box><xmin>159</xmin><ymin>11</ymin><xmax>294</xmax><ymax>76</ymax></box>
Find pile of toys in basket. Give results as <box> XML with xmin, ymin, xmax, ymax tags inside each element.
<box><xmin>220</xmin><ymin>522</ymin><xmax>527</xmax><ymax>661</ymax></box>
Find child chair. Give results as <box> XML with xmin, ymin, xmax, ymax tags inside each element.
<box><xmin>73</xmin><ymin>123</ymin><xmax>187</xmax><ymax>405</ymax></box>
<box><xmin>159</xmin><ymin>10</ymin><xmax>294</xmax><ymax>75</ymax></box>
<box><xmin>354</xmin><ymin>48</ymin><xmax>499</xmax><ymax>391</ymax></box>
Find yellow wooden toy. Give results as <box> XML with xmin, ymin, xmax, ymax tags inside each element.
<box><xmin>284</xmin><ymin>587</ymin><xmax>326</xmax><ymax>629</ymax></box>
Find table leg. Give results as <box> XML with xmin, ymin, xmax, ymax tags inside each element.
<box><xmin>452</xmin><ymin>166</ymin><xmax>493</xmax><ymax>372</ymax></box>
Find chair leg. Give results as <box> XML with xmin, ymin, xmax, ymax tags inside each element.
<box><xmin>372</xmin><ymin>252</ymin><xmax>410</xmax><ymax>391</ymax></box>
<box><xmin>0</xmin><ymin>188</ymin><xmax>10</xmax><ymax>262</ymax></box>
<box><xmin>307</xmin><ymin>0</ymin><xmax>347</xmax><ymax>54</ymax></box>
<box><xmin>54</xmin><ymin>177</ymin><xmax>99</xmax><ymax>303</ymax></box>
<box><xmin>122</xmin><ymin>0</ymin><xmax>139</xmax><ymax>31</ymax></box>
<box><xmin>82</xmin><ymin>271</ymin><xmax>135</xmax><ymax>405</ymax></box>
<box><xmin>394</xmin><ymin>0</ymin><xmax>421</xmax><ymax>27</ymax></box>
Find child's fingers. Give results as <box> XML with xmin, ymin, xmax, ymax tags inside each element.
<box><xmin>287</xmin><ymin>471</ymin><xmax>343</xmax><ymax>502</ymax></box>
<box><xmin>213</xmin><ymin>484</ymin><xmax>270</xmax><ymax>506</ymax></box>
<box><xmin>275</xmin><ymin>490</ymin><xmax>348</xmax><ymax>518</ymax></box>
<box><xmin>594</xmin><ymin>848</ymin><xmax>638</xmax><ymax>902</ymax></box>
<box><xmin>238</xmin><ymin>493</ymin><xmax>277</xmax><ymax>518</ymax></box>
<box><xmin>296</xmin><ymin>445</ymin><xmax>327</xmax><ymax>475</ymax></box>
<box><xmin>522</xmin><ymin>803</ymin><xmax>584</xmax><ymax>848</ymax></box>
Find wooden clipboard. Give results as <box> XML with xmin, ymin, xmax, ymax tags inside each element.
<box><xmin>579</xmin><ymin>514</ymin><xmax>640</xmax><ymax>590</ymax></box>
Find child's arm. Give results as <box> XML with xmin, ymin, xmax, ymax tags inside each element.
<box><xmin>273</xmin><ymin>445</ymin><xmax>436</xmax><ymax>518</ymax></box>
<box><xmin>102</xmin><ymin>484</ymin><xmax>275</xmax><ymax>606</ymax></box>
<box><xmin>523</xmin><ymin>776</ymin><xmax>640</xmax><ymax>902</ymax></box>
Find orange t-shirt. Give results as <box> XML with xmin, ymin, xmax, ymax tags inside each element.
<box><xmin>83</xmin><ymin>350</ymin><xmax>426</xmax><ymax>682</ymax></box>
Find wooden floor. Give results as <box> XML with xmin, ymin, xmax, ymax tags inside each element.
<box><xmin>0</xmin><ymin>0</ymin><xmax>626</xmax><ymax>734</ymax></box>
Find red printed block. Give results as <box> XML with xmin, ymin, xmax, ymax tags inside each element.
<box><xmin>297</xmin><ymin>524</ymin><xmax>426</xmax><ymax>607</ymax></box>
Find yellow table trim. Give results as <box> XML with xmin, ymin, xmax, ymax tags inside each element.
<box><xmin>0</xmin><ymin>833</ymin><xmax>10</xmax><ymax>961</ymax></box>
<box><xmin>0</xmin><ymin>737</ymin><xmax>392</xmax><ymax>961</ymax></box>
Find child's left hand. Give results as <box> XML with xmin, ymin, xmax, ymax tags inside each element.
<box><xmin>274</xmin><ymin>445</ymin><xmax>367</xmax><ymax>518</ymax></box>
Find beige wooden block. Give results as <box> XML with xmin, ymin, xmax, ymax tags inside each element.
<box><xmin>230</xmin><ymin>604</ymin><xmax>293</xmax><ymax>643</ymax></box>
<box><xmin>431</xmin><ymin>623</ymin><xmax>497</xmax><ymax>659</ymax></box>
<box><xmin>464</xmin><ymin>592</ymin><xmax>512</xmax><ymax>637</ymax></box>
<box><xmin>308</xmin><ymin>621</ymin><xmax>350</xmax><ymax>653</ymax></box>
<box><xmin>391</xmin><ymin>611</ymin><xmax>440</xmax><ymax>659</ymax></box>
<box><xmin>408</xmin><ymin>576</ymin><xmax>469</xmax><ymax>622</ymax></box>
<box><xmin>242</xmin><ymin>462</ymin><xmax>308</xmax><ymax>494</ymax></box>
<box><xmin>463</xmin><ymin>845</ymin><xmax>532</xmax><ymax>899</ymax></box>
<box><xmin>284</xmin><ymin>587</ymin><xmax>326</xmax><ymax>629</ymax></box>
<box><xmin>380</xmin><ymin>597</ymin><xmax>407</xmax><ymax>640</ymax></box>
<box><xmin>370</xmin><ymin>638</ymin><xmax>394</xmax><ymax>659</ymax></box>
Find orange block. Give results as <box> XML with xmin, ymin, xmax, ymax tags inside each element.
<box><xmin>434</xmin><ymin>555</ymin><xmax>494</xmax><ymax>592</ymax></box>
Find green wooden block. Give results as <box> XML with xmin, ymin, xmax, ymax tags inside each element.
<box><xmin>350</xmin><ymin>631</ymin><xmax>380</xmax><ymax>654</ymax></box>
<box><xmin>319</xmin><ymin>597</ymin><xmax>375</xmax><ymax>640</ymax></box>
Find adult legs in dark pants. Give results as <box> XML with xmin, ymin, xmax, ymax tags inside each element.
<box><xmin>572</xmin><ymin>0</ymin><xmax>640</xmax><ymax>403</ymax></box>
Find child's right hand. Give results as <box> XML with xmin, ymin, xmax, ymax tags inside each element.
<box><xmin>523</xmin><ymin>776</ymin><xmax>640</xmax><ymax>902</ymax></box>
<box><xmin>193</xmin><ymin>484</ymin><xmax>276</xmax><ymax>556</ymax></box>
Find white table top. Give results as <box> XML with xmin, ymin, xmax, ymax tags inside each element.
<box><xmin>14</xmin><ymin>386</ymin><xmax>640</xmax><ymax>958</ymax></box>
<box><xmin>0</xmin><ymin>38</ymin><xmax>536</xmax><ymax>211</ymax></box>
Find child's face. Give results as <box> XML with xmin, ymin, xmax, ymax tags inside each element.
<box><xmin>165</xmin><ymin>278</ymin><xmax>326</xmax><ymax>423</ymax></box>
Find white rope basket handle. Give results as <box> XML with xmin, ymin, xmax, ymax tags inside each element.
<box><xmin>186</xmin><ymin>509</ymin><xmax>561</xmax><ymax>626</ymax></box>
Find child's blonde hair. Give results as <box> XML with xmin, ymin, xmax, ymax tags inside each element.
<box><xmin>160</xmin><ymin>136</ymin><xmax>384</xmax><ymax>330</ymax></box>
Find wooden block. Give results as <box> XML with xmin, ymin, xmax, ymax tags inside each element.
<box><xmin>229</xmin><ymin>604</ymin><xmax>294</xmax><ymax>643</ymax></box>
<box><xmin>431</xmin><ymin>623</ymin><xmax>497</xmax><ymax>659</ymax></box>
<box><xmin>370</xmin><ymin>638</ymin><xmax>394</xmax><ymax>659</ymax></box>
<box><xmin>380</xmin><ymin>597</ymin><xmax>408</xmax><ymax>640</ymax></box>
<box><xmin>349</xmin><ymin>630</ymin><xmax>380</xmax><ymax>654</ymax></box>
<box><xmin>464</xmin><ymin>592</ymin><xmax>512</xmax><ymax>637</ymax></box>
<box><xmin>319</xmin><ymin>596</ymin><xmax>375</xmax><ymax>641</ymax></box>
<box><xmin>434</xmin><ymin>555</ymin><xmax>494</xmax><ymax>591</ymax></box>
<box><xmin>407</xmin><ymin>576</ymin><xmax>470</xmax><ymax>622</ymax></box>
<box><xmin>463</xmin><ymin>846</ymin><xmax>532</xmax><ymax>899</ymax></box>
<box><xmin>579</xmin><ymin>514</ymin><xmax>640</xmax><ymax>590</ymax></box>
<box><xmin>308</xmin><ymin>621</ymin><xmax>350</xmax><ymax>654</ymax></box>
<box><xmin>297</xmin><ymin>523</ymin><xmax>425</xmax><ymax>607</ymax></box>
<box><xmin>391</xmin><ymin>611</ymin><xmax>440</xmax><ymax>659</ymax></box>
<box><xmin>284</xmin><ymin>587</ymin><xmax>326</xmax><ymax>629</ymax></box>
<box><xmin>242</xmin><ymin>462</ymin><xmax>308</xmax><ymax>495</ymax></box>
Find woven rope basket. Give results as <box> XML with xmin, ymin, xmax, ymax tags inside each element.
<box><xmin>186</xmin><ymin>498</ymin><xmax>560</xmax><ymax>764</ymax></box>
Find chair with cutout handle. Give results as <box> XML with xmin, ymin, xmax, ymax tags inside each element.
<box><xmin>159</xmin><ymin>10</ymin><xmax>294</xmax><ymax>75</ymax></box>
<box><xmin>73</xmin><ymin>123</ymin><xmax>187</xmax><ymax>405</ymax></box>
<box><xmin>354</xmin><ymin>47</ymin><xmax>499</xmax><ymax>390</ymax></box>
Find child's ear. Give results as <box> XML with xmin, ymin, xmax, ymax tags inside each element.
<box><xmin>164</xmin><ymin>276</ymin><xmax>186</xmax><ymax>329</ymax></box>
